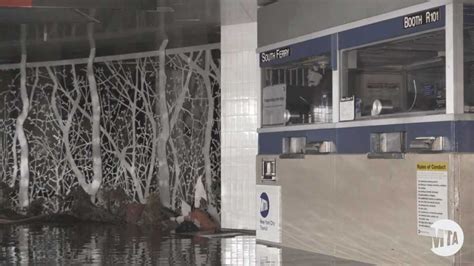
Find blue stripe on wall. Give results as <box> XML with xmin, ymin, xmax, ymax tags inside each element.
<box><xmin>260</xmin><ymin>35</ymin><xmax>332</xmax><ymax>68</ymax></box>
<box><xmin>259</xmin><ymin>128</ymin><xmax>336</xmax><ymax>155</ymax></box>
<box><xmin>259</xmin><ymin>6</ymin><xmax>445</xmax><ymax>69</ymax></box>
<box><xmin>339</xmin><ymin>6</ymin><xmax>445</xmax><ymax>50</ymax></box>
<box><xmin>258</xmin><ymin>120</ymin><xmax>465</xmax><ymax>155</ymax></box>
<box><xmin>454</xmin><ymin>121</ymin><xmax>474</xmax><ymax>153</ymax></box>
<box><xmin>464</xmin><ymin>4</ymin><xmax>474</xmax><ymax>26</ymax></box>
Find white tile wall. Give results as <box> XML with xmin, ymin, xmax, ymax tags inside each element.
<box><xmin>221</xmin><ymin>236</ymin><xmax>256</xmax><ymax>265</ymax></box>
<box><xmin>221</xmin><ymin>21</ymin><xmax>259</xmax><ymax>230</ymax></box>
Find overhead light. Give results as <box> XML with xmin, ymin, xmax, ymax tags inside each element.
<box><xmin>43</xmin><ymin>24</ymin><xmax>47</xmax><ymax>42</ymax></box>
<box><xmin>405</xmin><ymin>57</ymin><xmax>444</xmax><ymax>70</ymax></box>
<box><xmin>74</xmin><ymin>9</ymin><xmax>101</xmax><ymax>23</ymax></box>
<box><xmin>146</xmin><ymin>7</ymin><xmax>175</xmax><ymax>13</ymax></box>
<box><xmin>258</xmin><ymin>0</ymin><xmax>278</xmax><ymax>7</ymax></box>
<box><xmin>175</xmin><ymin>18</ymin><xmax>200</xmax><ymax>22</ymax></box>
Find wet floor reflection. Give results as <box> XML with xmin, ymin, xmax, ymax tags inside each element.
<box><xmin>0</xmin><ymin>223</ymin><xmax>221</xmax><ymax>265</ymax></box>
<box><xmin>0</xmin><ymin>224</ymin><xmax>371</xmax><ymax>265</ymax></box>
<box><xmin>221</xmin><ymin>236</ymin><xmax>371</xmax><ymax>265</ymax></box>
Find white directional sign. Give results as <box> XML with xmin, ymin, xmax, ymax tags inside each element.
<box><xmin>256</xmin><ymin>185</ymin><xmax>282</xmax><ymax>243</ymax></box>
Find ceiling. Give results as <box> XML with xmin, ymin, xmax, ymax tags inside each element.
<box><xmin>0</xmin><ymin>0</ymin><xmax>220</xmax><ymax>63</ymax></box>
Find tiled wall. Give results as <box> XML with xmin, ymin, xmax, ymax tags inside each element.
<box><xmin>221</xmin><ymin>21</ymin><xmax>259</xmax><ymax>230</ymax></box>
<box><xmin>221</xmin><ymin>236</ymin><xmax>256</xmax><ymax>265</ymax></box>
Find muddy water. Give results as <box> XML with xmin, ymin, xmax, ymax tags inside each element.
<box><xmin>0</xmin><ymin>223</ymin><xmax>230</xmax><ymax>265</ymax></box>
<box><xmin>0</xmin><ymin>223</ymin><xmax>372</xmax><ymax>265</ymax></box>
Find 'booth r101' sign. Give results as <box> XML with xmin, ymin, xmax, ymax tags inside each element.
<box><xmin>403</xmin><ymin>8</ymin><xmax>440</xmax><ymax>29</ymax></box>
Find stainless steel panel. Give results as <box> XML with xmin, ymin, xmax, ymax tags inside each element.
<box><xmin>371</xmin><ymin>132</ymin><xmax>405</xmax><ymax>153</ymax></box>
<box><xmin>256</xmin><ymin>153</ymin><xmax>454</xmax><ymax>265</ymax></box>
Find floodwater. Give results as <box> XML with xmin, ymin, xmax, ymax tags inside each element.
<box><xmin>0</xmin><ymin>223</ymin><xmax>371</xmax><ymax>265</ymax></box>
<box><xmin>0</xmin><ymin>223</ymin><xmax>229</xmax><ymax>265</ymax></box>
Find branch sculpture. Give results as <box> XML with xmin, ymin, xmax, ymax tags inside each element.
<box><xmin>0</xmin><ymin>43</ymin><xmax>221</xmax><ymax>219</ymax></box>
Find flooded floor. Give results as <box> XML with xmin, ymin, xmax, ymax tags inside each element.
<box><xmin>0</xmin><ymin>223</ymin><xmax>370</xmax><ymax>265</ymax></box>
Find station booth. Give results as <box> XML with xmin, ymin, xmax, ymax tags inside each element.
<box><xmin>255</xmin><ymin>1</ymin><xmax>474</xmax><ymax>264</ymax></box>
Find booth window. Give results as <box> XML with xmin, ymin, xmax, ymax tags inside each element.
<box><xmin>341</xmin><ymin>30</ymin><xmax>446</xmax><ymax>119</ymax></box>
<box><xmin>465</xmin><ymin>5</ymin><xmax>474</xmax><ymax>112</ymax></box>
<box><xmin>261</xmin><ymin>53</ymin><xmax>332</xmax><ymax>126</ymax></box>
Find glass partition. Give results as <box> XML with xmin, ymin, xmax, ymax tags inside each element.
<box><xmin>341</xmin><ymin>30</ymin><xmax>446</xmax><ymax>119</ymax></box>
<box><xmin>464</xmin><ymin>5</ymin><xmax>474</xmax><ymax>112</ymax></box>
<box><xmin>261</xmin><ymin>53</ymin><xmax>332</xmax><ymax>126</ymax></box>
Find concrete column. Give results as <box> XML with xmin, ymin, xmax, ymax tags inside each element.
<box><xmin>220</xmin><ymin>0</ymin><xmax>259</xmax><ymax>230</ymax></box>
